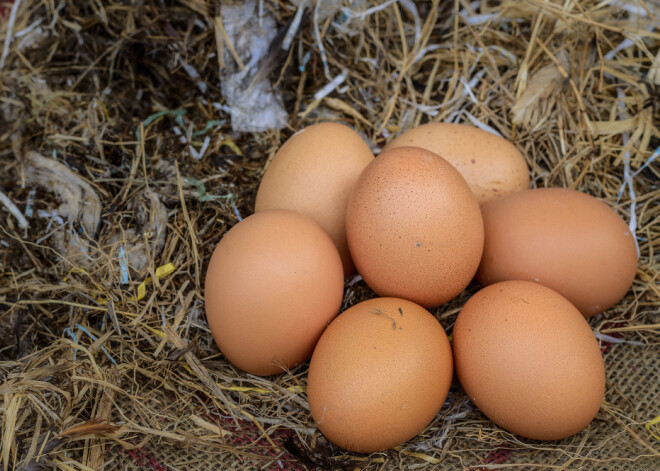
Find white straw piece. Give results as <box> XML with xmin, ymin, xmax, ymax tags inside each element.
<box><xmin>0</xmin><ymin>189</ymin><xmax>29</xmax><ymax>229</ymax></box>
<box><xmin>0</xmin><ymin>0</ymin><xmax>22</xmax><ymax>72</ymax></box>
<box><xmin>594</xmin><ymin>331</ymin><xmax>645</xmax><ymax>346</ymax></box>
<box><xmin>604</xmin><ymin>38</ymin><xmax>635</xmax><ymax>60</ymax></box>
<box><xmin>616</xmin><ymin>88</ymin><xmax>641</xmax><ymax>258</ymax></box>
<box><xmin>282</xmin><ymin>1</ymin><xmax>307</xmax><ymax>51</ymax></box>
<box><xmin>313</xmin><ymin>0</ymin><xmax>331</xmax><ymax>79</ymax></box>
<box><xmin>341</xmin><ymin>0</ymin><xmax>398</xmax><ymax>20</ymax></box>
<box><xmin>313</xmin><ymin>69</ymin><xmax>348</xmax><ymax>101</ymax></box>
<box><xmin>463</xmin><ymin>111</ymin><xmax>503</xmax><ymax>137</ymax></box>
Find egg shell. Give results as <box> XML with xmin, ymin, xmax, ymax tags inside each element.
<box><xmin>346</xmin><ymin>146</ymin><xmax>484</xmax><ymax>308</ymax></box>
<box><xmin>384</xmin><ymin>123</ymin><xmax>530</xmax><ymax>205</ymax></box>
<box><xmin>204</xmin><ymin>210</ymin><xmax>344</xmax><ymax>376</ymax></box>
<box><xmin>307</xmin><ymin>297</ymin><xmax>453</xmax><ymax>452</ymax></box>
<box><xmin>255</xmin><ymin>122</ymin><xmax>374</xmax><ymax>275</ymax></box>
<box><xmin>477</xmin><ymin>188</ymin><xmax>638</xmax><ymax>317</ymax></box>
<box><xmin>453</xmin><ymin>281</ymin><xmax>606</xmax><ymax>441</ymax></box>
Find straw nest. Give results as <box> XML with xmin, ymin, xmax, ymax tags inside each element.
<box><xmin>1</xmin><ymin>1</ymin><xmax>659</xmax><ymax>470</ymax></box>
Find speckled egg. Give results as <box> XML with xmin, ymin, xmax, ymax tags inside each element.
<box><xmin>307</xmin><ymin>297</ymin><xmax>453</xmax><ymax>452</ymax></box>
<box><xmin>346</xmin><ymin>146</ymin><xmax>484</xmax><ymax>308</ymax></box>
<box><xmin>477</xmin><ymin>188</ymin><xmax>638</xmax><ymax>317</ymax></box>
<box><xmin>384</xmin><ymin>123</ymin><xmax>529</xmax><ymax>205</ymax></box>
<box><xmin>453</xmin><ymin>281</ymin><xmax>606</xmax><ymax>440</ymax></box>
<box><xmin>255</xmin><ymin>122</ymin><xmax>374</xmax><ymax>275</ymax></box>
<box><xmin>204</xmin><ymin>210</ymin><xmax>344</xmax><ymax>376</ymax></box>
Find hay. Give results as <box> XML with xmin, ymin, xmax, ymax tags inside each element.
<box><xmin>1</xmin><ymin>0</ymin><xmax>659</xmax><ymax>469</ymax></box>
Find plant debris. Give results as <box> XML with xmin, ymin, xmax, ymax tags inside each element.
<box><xmin>1</xmin><ymin>1</ymin><xmax>659</xmax><ymax>470</ymax></box>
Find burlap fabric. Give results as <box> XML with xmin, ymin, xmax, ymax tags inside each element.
<box><xmin>106</xmin><ymin>341</ymin><xmax>659</xmax><ymax>470</ymax></box>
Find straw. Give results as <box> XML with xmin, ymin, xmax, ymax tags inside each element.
<box><xmin>0</xmin><ymin>1</ymin><xmax>658</xmax><ymax>469</ymax></box>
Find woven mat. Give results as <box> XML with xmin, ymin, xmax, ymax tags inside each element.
<box><xmin>104</xmin><ymin>341</ymin><xmax>659</xmax><ymax>470</ymax></box>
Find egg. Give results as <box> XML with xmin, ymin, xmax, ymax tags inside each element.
<box><xmin>452</xmin><ymin>281</ymin><xmax>605</xmax><ymax>441</ymax></box>
<box><xmin>255</xmin><ymin>122</ymin><xmax>374</xmax><ymax>275</ymax></box>
<box><xmin>477</xmin><ymin>188</ymin><xmax>638</xmax><ymax>317</ymax></box>
<box><xmin>307</xmin><ymin>297</ymin><xmax>453</xmax><ymax>452</ymax></box>
<box><xmin>384</xmin><ymin>123</ymin><xmax>529</xmax><ymax>205</ymax></box>
<box><xmin>204</xmin><ymin>210</ymin><xmax>344</xmax><ymax>376</ymax></box>
<box><xmin>346</xmin><ymin>146</ymin><xmax>484</xmax><ymax>308</ymax></box>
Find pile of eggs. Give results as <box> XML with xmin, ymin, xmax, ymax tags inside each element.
<box><xmin>204</xmin><ymin>122</ymin><xmax>638</xmax><ymax>452</ymax></box>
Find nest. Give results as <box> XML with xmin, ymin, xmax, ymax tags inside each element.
<box><xmin>1</xmin><ymin>0</ymin><xmax>659</xmax><ymax>469</ymax></box>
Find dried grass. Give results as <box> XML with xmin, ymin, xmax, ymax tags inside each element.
<box><xmin>1</xmin><ymin>0</ymin><xmax>659</xmax><ymax>470</ymax></box>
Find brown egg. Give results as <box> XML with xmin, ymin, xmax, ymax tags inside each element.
<box><xmin>255</xmin><ymin>122</ymin><xmax>374</xmax><ymax>275</ymax></box>
<box><xmin>204</xmin><ymin>210</ymin><xmax>344</xmax><ymax>376</ymax></box>
<box><xmin>346</xmin><ymin>146</ymin><xmax>484</xmax><ymax>308</ymax></box>
<box><xmin>477</xmin><ymin>188</ymin><xmax>638</xmax><ymax>317</ymax></box>
<box><xmin>453</xmin><ymin>281</ymin><xmax>605</xmax><ymax>441</ymax></box>
<box><xmin>307</xmin><ymin>297</ymin><xmax>453</xmax><ymax>452</ymax></box>
<box><xmin>384</xmin><ymin>123</ymin><xmax>529</xmax><ymax>205</ymax></box>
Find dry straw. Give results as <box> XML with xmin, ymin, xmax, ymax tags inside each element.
<box><xmin>1</xmin><ymin>0</ymin><xmax>659</xmax><ymax>469</ymax></box>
